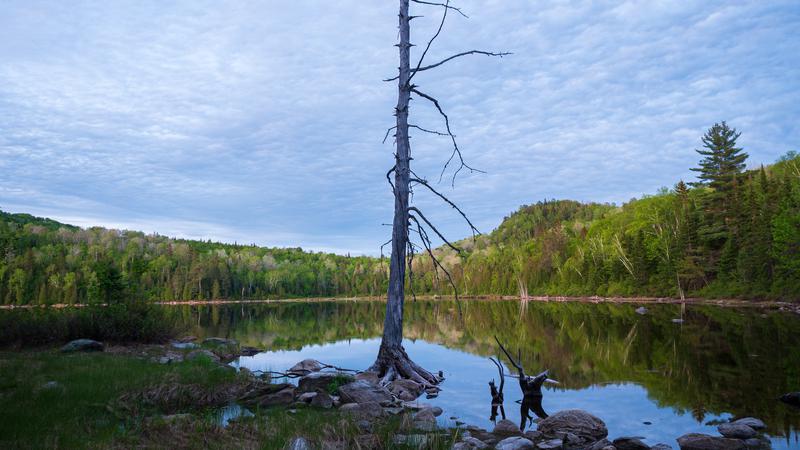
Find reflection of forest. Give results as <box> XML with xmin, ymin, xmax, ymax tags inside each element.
<box><xmin>177</xmin><ymin>300</ymin><xmax>800</xmax><ymax>436</ymax></box>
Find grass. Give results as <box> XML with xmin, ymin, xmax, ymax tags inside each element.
<box><xmin>0</xmin><ymin>349</ymin><xmax>459</xmax><ymax>449</ymax></box>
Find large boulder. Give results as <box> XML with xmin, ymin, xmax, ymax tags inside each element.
<box><xmin>496</xmin><ymin>436</ymin><xmax>535</xmax><ymax>450</ymax></box>
<box><xmin>613</xmin><ymin>436</ymin><xmax>649</xmax><ymax>450</ymax></box>
<box><xmin>717</xmin><ymin>423</ymin><xmax>757</xmax><ymax>439</ymax></box>
<box><xmin>388</xmin><ymin>379</ymin><xmax>424</xmax><ymax>401</ymax></box>
<box><xmin>338</xmin><ymin>402</ymin><xmax>385</xmax><ymax>420</ymax></box>
<box><xmin>537</xmin><ymin>410</ymin><xmax>608</xmax><ymax>445</ymax></box>
<box><xmin>297</xmin><ymin>371</ymin><xmax>354</xmax><ymax>394</ymax></box>
<box><xmin>731</xmin><ymin>417</ymin><xmax>766</xmax><ymax>431</ymax></box>
<box><xmin>289</xmin><ymin>359</ymin><xmax>324</xmax><ymax>376</ymax></box>
<box><xmin>453</xmin><ymin>436</ymin><xmax>490</xmax><ymax>449</ymax></box>
<box><xmin>676</xmin><ymin>433</ymin><xmax>746</xmax><ymax>450</ymax></box>
<box><xmin>412</xmin><ymin>407</ymin><xmax>437</xmax><ymax>431</ymax></box>
<box><xmin>310</xmin><ymin>391</ymin><xmax>334</xmax><ymax>409</ymax></box>
<box><xmin>61</xmin><ymin>339</ymin><xmax>104</xmax><ymax>353</ymax></box>
<box><xmin>338</xmin><ymin>380</ymin><xmax>393</xmax><ymax>405</ymax></box>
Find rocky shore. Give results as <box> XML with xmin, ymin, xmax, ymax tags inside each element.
<box><xmin>61</xmin><ymin>337</ymin><xmax>781</xmax><ymax>449</ymax></box>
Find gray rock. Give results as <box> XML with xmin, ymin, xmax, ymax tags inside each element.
<box><xmin>412</xmin><ymin>407</ymin><xmax>437</xmax><ymax>431</ymax></box>
<box><xmin>496</xmin><ymin>436</ymin><xmax>535</xmax><ymax>450</ymax></box>
<box><xmin>732</xmin><ymin>417</ymin><xmax>766</xmax><ymax>431</ymax></box>
<box><xmin>742</xmin><ymin>436</ymin><xmax>771</xmax><ymax>449</ymax></box>
<box><xmin>651</xmin><ymin>444</ymin><xmax>673</xmax><ymax>450</ymax></box>
<box><xmin>338</xmin><ymin>380</ymin><xmax>393</xmax><ymax>405</ymax></box>
<box><xmin>185</xmin><ymin>349</ymin><xmax>220</xmax><ymax>362</ymax></box>
<box><xmin>493</xmin><ymin>419</ymin><xmax>523</xmax><ymax>437</ymax></box>
<box><xmin>339</xmin><ymin>402</ymin><xmax>385</xmax><ymax>419</ymax></box>
<box><xmin>453</xmin><ymin>436</ymin><xmax>489</xmax><ymax>449</ymax></box>
<box><xmin>587</xmin><ymin>439</ymin><xmax>613</xmax><ymax>450</ymax></box>
<box><xmin>354</xmin><ymin>371</ymin><xmax>380</xmax><ymax>384</ymax></box>
<box><xmin>170</xmin><ymin>342</ymin><xmax>199</xmax><ymax>350</ymax></box>
<box><xmin>537</xmin><ymin>410</ymin><xmax>608</xmax><ymax>445</ymax></box>
<box><xmin>676</xmin><ymin>433</ymin><xmax>746</xmax><ymax>450</ymax></box>
<box><xmin>310</xmin><ymin>391</ymin><xmax>334</xmax><ymax>409</ymax></box>
<box><xmin>388</xmin><ymin>379</ymin><xmax>425</xmax><ymax>401</ymax></box>
<box><xmin>288</xmin><ymin>359</ymin><xmax>324</xmax><ymax>376</ymax></box>
<box><xmin>61</xmin><ymin>339</ymin><xmax>103</xmax><ymax>353</ymax></box>
<box><xmin>287</xmin><ymin>436</ymin><xmax>311</xmax><ymax>450</ymax></box>
<box><xmin>239</xmin><ymin>383</ymin><xmax>295</xmax><ymax>407</ymax></box>
<box><xmin>537</xmin><ymin>438</ymin><xmax>564</xmax><ymax>450</ymax></box>
<box><xmin>718</xmin><ymin>423</ymin><xmax>757</xmax><ymax>439</ymax></box>
<box><xmin>297</xmin><ymin>371</ymin><xmax>354</xmax><ymax>394</ymax></box>
<box><xmin>524</xmin><ymin>430</ymin><xmax>542</xmax><ymax>442</ymax></box>
<box><xmin>464</xmin><ymin>426</ymin><xmax>498</xmax><ymax>446</ymax></box>
<box><xmin>613</xmin><ymin>436</ymin><xmax>649</xmax><ymax>450</ymax></box>
<box><xmin>297</xmin><ymin>392</ymin><xmax>317</xmax><ymax>403</ymax></box>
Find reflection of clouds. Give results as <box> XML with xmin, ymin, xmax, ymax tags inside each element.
<box><xmin>2</xmin><ymin>1</ymin><xmax>798</xmax><ymax>254</ymax></box>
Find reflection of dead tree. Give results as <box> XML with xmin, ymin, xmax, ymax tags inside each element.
<box><xmin>489</xmin><ymin>357</ymin><xmax>506</xmax><ymax>422</ymax></box>
<box><xmin>370</xmin><ymin>0</ymin><xmax>509</xmax><ymax>386</ymax></box>
<box><xmin>495</xmin><ymin>336</ymin><xmax>556</xmax><ymax>430</ymax></box>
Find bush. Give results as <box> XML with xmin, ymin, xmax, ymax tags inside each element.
<box><xmin>0</xmin><ymin>302</ymin><xmax>180</xmax><ymax>347</ymax></box>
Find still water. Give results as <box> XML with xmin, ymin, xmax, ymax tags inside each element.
<box><xmin>176</xmin><ymin>300</ymin><xmax>800</xmax><ymax>448</ymax></box>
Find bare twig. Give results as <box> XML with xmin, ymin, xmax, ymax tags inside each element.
<box><xmin>409</xmin><ymin>215</ymin><xmax>462</xmax><ymax>318</ymax></box>
<box><xmin>409</xmin><ymin>124</ymin><xmax>448</xmax><ymax>136</ymax></box>
<box><xmin>383</xmin><ymin>125</ymin><xmax>398</xmax><ymax>144</ymax></box>
<box><xmin>408</xmin><ymin>0</ymin><xmax>449</xmax><ymax>84</ymax></box>
<box><xmin>411</xmin><ymin>0</ymin><xmax>468</xmax><ymax>18</ymax></box>
<box><xmin>411</xmin><ymin>177</ymin><xmax>481</xmax><ymax>238</ymax></box>
<box><xmin>407</xmin><ymin>206</ymin><xmax>460</xmax><ymax>253</ymax></box>
<box><xmin>415</xmin><ymin>50</ymin><xmax>512</xmax><ymax>73</ymax></box>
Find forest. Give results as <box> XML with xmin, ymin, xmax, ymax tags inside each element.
<box><xmin>2</xmin><ymin>124</ymin><xmax>798</xmax><ymax>305</ymax></box>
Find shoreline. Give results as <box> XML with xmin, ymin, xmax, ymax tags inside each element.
<box><xmin>1</xmin><ymin>294</ymin><xmax>797</xmax><ymax>311</ymax></box>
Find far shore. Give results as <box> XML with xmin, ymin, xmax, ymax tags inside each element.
<box><xmin>1</xmin><ymin>294</ymin><xmax>797</xmax><ymax>310</ymax></box>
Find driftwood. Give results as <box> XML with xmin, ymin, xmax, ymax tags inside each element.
<box><xmin>495</xmin><ymin>336</ymin><xmax>557</xmax><ymax>430</ymax></box>
<box><xmin>489</xmin><ymin>357</ymin><xmax>506</xmax><ymax>422</ymax></box>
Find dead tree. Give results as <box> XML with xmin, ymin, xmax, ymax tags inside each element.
<box><xmin>369</xmin><ymin>0</ymin><xmax>509</xmax><ymax>386</ymax></box>
<box><xmin>495</xmin><ymin>336</ymin><xmax>555</xmax><ymax>430</ymax></box>
<box><xmin>489</xmin><ymin>357</ymin><xmax>506</xmax><ymax>422</ymax></box>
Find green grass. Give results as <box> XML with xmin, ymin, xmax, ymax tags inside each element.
<box><xmin>0</xmin><ymin>350</ymin><xmax>459</xmax><ymax>449</ymax></box>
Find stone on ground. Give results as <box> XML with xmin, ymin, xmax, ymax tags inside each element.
<box><xmin>536</xmin><ymin>438</ymin><xmax>564</xmax><ymax>449</ymax></box>
<box><xmin>731</xmin><ymin>417</ymin><xmax>766</xmax><ymax>430</ymax></box>
<box><xmin>338</xmin><ymin>380</ymin><xmax>393</xmax><ymax>405</ymax></box>
<box><xmin>492</xmin><ymin>419</ymin><xmax>523</xmax><ymax>437</ymax></box>
<box><xmin>496</xmin><ymin>436</ymin><xmax>535</xmax><ymax>450</ymax></box>
<box><xmin>613</xmin><ymin>436</ymin><xmax>650</xmax><ymax>450</ymax></box>
<box><xmin>717</xmin><ymin>423</ymin><xmax>757</xmax><ymax>439</ymax></box>
<box><xmin>288</xmin><ymin>359</ymin><xmax>324</xmax><ymax>376</ymax></box>
<box><xmin>676</xmin><ymin>433</ymin><xmax>746</xmax><ymax>450</ymax></box>
<box><xmin>338</xmin><ymin>402</ymin><xmax>385</xmax><ymax>420</ymax></box>
<box><xmin>310</xmin><ymin>391</ymin><xmax>333</xmax><ymax>409</ymax></box>
<box><xmin>453</xmin><ymin>436</ymin><xmax>489</xmax><ymax>449</ymax></box>
<box><xmin>388</xmin><ymin>379</ymin><xmax>424</xmax><ymax>401</ymax></box>
<box><xmin>61</xmin><ymin>339</ymin><xmax>104</xmax><ymax>352</ymax></box>
<box><xmin>297</xmin><ymin>371</ymin><xmax>354</xmax><ymax>394</ymax></box>
<box><xmin>537</xmin><ymin>410</ymin><xmax>608</xmax><ymax>445</ymax></box>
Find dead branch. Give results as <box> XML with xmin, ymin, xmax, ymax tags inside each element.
<box><xmin>416</xmin><ymin>50</ymin><xmax>512</xmax><ymax>73</ymax></box>
<box><xmin>411</xmin><ymin>87</ymin><xmax>486</xmax><ymax>185</ymax></box>
<box><xmin>411</xmin><ymin>177</ymin><xmax>481</xmax><ymax>238</ymax></box>
<box><xmin>409</xmin><ymin>124</ymin><xmax>448</xmax><ymax>136</ymax></box>
<box><xmin>383</xmin><ymin>125</ymin><xmax>398</xmax><ymax>144</ymax></box>
<box><xmin>407</xmin><ymin>206</ymin><xmax>460</xmax><ymax>253</ymax></box>
<box><xmin>410</xmin><ymin>0</ymin><xmax>468</xmax><ymax>18</ymax></box>
<box><xmin>494</xmin><ymin>336</ymin><xmax>524</xmax><ymax>374</ymax></box>
<box><xmin>409</xmin><ymin>215</ymin><xmax>463</xmax><ymax>318</ymax></box>
<box><xmin>408</xmin><ymin>0</ymin><xmax>450</xmax><ymax>84</ymax></box>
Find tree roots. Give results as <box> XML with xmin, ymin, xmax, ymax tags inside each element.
<box><xmin>368</xmin><ymin>344</ymin><xmax>441</xmax><ymax>388</ymax></box>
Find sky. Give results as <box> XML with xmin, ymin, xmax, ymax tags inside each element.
<box><xmin>1</xmin><ymin>1</ymin><xmax>798</xmax><ymax>255</ymax></box>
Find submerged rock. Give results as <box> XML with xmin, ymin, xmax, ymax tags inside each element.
<box><xmin>717</xmin><ymin>423</ymin><xmax>757</xmax><ymax>439</ymax></box>
<box><xmin>289</xmin><ymin>359</ymin><xmax>324</xmax><ymax>376</ymax></box>
<box><xmin>537</xmin><ymin>410</ymin><xmax>608</xmax><ymax>445</ymax></box>
<box><xmin>676</xmin><ymin>433</ymin><xmax>746</xmax><ymax>450</ymax></box>
<box><xmin>613</xmin><ymin>436</ymin><xmax>649</xmax><ymax>450</ymax></box>
<box><xmin>496</xmin><ymin>436</ymin><xmax>535</xmax><ymax>450</ymax></box>
<box><xmin>61</xmin><ymin>339</ymin><xmax>104</xmax><ymax>353</ymax></box>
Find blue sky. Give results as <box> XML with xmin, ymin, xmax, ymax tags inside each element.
<box><xmin>1</xmin><ymin>1</ymin><xmax>798</xmax><ymax>255</ymax></box>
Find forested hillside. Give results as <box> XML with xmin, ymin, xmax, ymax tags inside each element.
<box><xmin>2</xmin><ymin>124</ymin><xmax>798</xmax><ymax>304</ymax></box>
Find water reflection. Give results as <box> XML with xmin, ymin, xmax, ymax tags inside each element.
<box><xmin>174</xmin><ymin>300</ymin><xmax>800</xmax><ymax>448</ymax></box>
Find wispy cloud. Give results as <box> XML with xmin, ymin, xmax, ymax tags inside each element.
<box><xmin>1</xmin><ymin>1</ymin><xmax>798</xmax><ymax>254</ymax></box>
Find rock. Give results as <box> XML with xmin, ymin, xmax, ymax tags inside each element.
<box><xmin>310</xmin><ymin>391</ymin><xmax>334</xmax><ymax>409</ymax></box>
<box><xmin>587</xmin><ymin>439</ymin><xmax>613</xmax><ymax>450</ymax></box>
<box><xmin>496</xmin><ymin>436</ymin><xmax>535</xmax><ymax>450</ymax></box>
<box><xmin>676</xmin><ymin>433</ymin><xmax>746</xmax><ymax>450</ymax></box>
<box><xmin>239</xmin><ymin>383</ymin><xmax>295</xmax><ymax>407</ymax></box>
<box><xmin>493</xmin><ymin>419</ymin><xmax>523</xmax><ymax>437</ymax></box>
<box><xmin>288</xmin><ymin>359</ymin><xmax>324</xmax><ymax>375</ymax></box>
<box><xmin>392</xmin><ymin>434</ymin><xmax>429</xmax><ymax>447</ymax></box>
<box><xmin>779</xmin><ymin>392</ymin><xmax>800</xmax><ymax>407</ymax></box>
<box><xmin>170</xmin><ymin>342</ymin><xmax>199</xmax><ymax>350</ymax></box>
<box><xmin>338</xmin><ymin>380</ymin><xmax>393</xmax><ymax>405</ymax></box>
<box><xmin>651</xmin><ymin>444</ymin><xmax>674</xmax><ymax>450</ymax></box>
<box><xmin>185</xmin><ymin>349</ymin><xmax>220</xmax><ymax>362</ymax></box>
<box><xmin>287</xmin><ymin>436</ymin><xmax>311</xmax><ymax>450</ymax></box>
<box><xmin>297</xmin><ymin>392</ymin><xmax>317</xmax><ymax>403</ymax></box>
<box><xmin>613</xmin><ymin>436</ymin><xmax>649</xmax><ymax>450</ymax></box>
<box><xmin>453</xmin><ymin>436</ymin><xmax>489</xmax><ymax>449</ymax></box>
<box><xmin>732</xmin><ymin>417</ymin><xmax>766</xmax><ymax>431</ymax></box>
<box><xmin>339</xmin><ymin>402</ymin><xmax>385</xmax><ymax>420</ymax></box>
<box><xmin>354</xmin><ymin>371</ymin><xmax>380</xmax><ymax>384</ymax></box>
<box><xmin>742</xmin><ymin>436</ymin><xmax>771</xmax><ymax>449</ymax></box>
<box><xmin>402</xmin><ymin>400</ymin><xmax>434</xmax><ymax>410</ymax></box>
<box><xmin>202</xmin><ymin>337</ymin><xmax>238</xmax><ymax>346</ymax></box>
<box><xmin>524</xmin><ymin>430</ymin><xmax>542</xmax><ymax>442</ymax></box>
<box><xmin>537</xmin><ymin>438</ymin><xmax>563</xmax><ymax>449</ymax></box>
<box><xmin>412</xmin><ymin>407</ymin><xmax>437</xmax><ymax>431</ymax></box>
<box><xmin>388</xmin><ymin>379</ymin><xmax>425</xmax><ymax>401</ymax></box>
<box><xmin>537</xmin><ymin>410</ymin><xmax>608</xmax><ymax>445</ymax></box>
<box><xmin>635</xmin><ymin>307</ymin><xmax>648</xmax><ymax>315</ymax></box>
<box><xmin>464</xmin><ymin>426</ymin><xmax>498</xmax><ymax>447</ymax></box>
<box><xmin>239</xmin><ymin>346</ymin><xmax>261</xmax><ymax>356</ymax></box>
<box><xmin>717</xmin><ymin>423</ymin><xmax>757</xmax><ymax>439</ymax></box>
<box><xmin>61</xmin><ymin>339</ymin><xmax>103</xmax><ymax>353</ymax></box>
<box><xmin>297</xmin><ymin>371</ymin><xmax>354</xmax><ymax>394</ymax></box>
<box><xmin>384</xmin><ymin>407</ymin><xmax>404</xmax><ymax>415</ymax></box>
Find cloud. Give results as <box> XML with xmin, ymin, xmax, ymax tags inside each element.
<box><xmin>1</xmin><ymin>0</ymin><xmax>798</xmax><ymax>255</ymax></box>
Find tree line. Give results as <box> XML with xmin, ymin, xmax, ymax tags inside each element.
<box><xmin>1</xmin><ymin>123</ymin><xmax>798</xmax><ymax>304</ymax></box>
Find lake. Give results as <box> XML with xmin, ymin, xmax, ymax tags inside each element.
<box><xmin>173</xmin><ymin>299</ymin><xmax>800</xmax><ymax>448</ymax></box>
